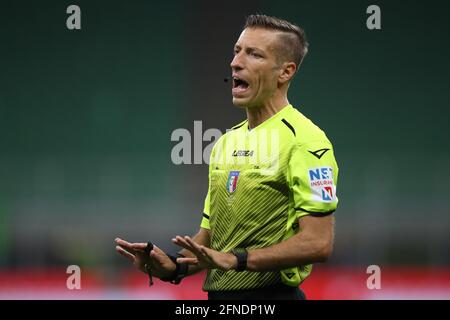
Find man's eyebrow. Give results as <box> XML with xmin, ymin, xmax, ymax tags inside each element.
<box><xmin>247</xmin><ymin>46</ymin><xmax>264</xmax><ymax>52</ymax></box>
<box><xmin>234</xmin><ymin>45</ymin><xmax>265</xmax><ymax>52</ymax></box>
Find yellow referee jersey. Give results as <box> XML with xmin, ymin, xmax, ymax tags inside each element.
<box><xmin>201</xmin><ymin>104</ymin><xmax>339</xmax><ymax>291</ymax></box>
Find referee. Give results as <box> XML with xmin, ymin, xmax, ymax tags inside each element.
<box><xmin>115</xmin><ymin>14</ymin><xmax>338</xmax><ymax>300</ymax></box>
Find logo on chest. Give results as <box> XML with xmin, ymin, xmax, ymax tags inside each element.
<box><xmin>226</xmin><ymin>171</ymin><xmax>240</xmax><ymax>193</ymax></box>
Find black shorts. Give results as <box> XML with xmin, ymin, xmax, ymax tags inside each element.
<box><xmin>207</xmin><ymin>283</ymin><xmax>306</xmax><ymax>300</ymax></box>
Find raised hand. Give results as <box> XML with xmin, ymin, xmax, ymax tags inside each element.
<box><xmin>115</xmin><ymin>237</ymin><xmax>176</xmax><ymax>279</ymax></box>
<box><xmin>172</xmin><ymin>235</ymin><xmax>236</xmax><ymax>271</ymax></box>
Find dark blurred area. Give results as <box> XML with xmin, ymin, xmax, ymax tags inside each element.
<box><xmin>0</xmin><ymin>0</ymin><xmax>449</xmax><ymax>297</ymax></box>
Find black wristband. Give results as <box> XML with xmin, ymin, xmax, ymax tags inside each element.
<box><xmin>231</xmin><ymin>248</ymin><xmax>248</xmax><ymax>272</ymax></box>
<box><xmin>159</xmin><ymin>253</ymin><xmax>188</xmax><ymax>285</ymax></box>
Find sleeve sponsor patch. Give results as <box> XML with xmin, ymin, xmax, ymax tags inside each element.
<box><xmin>308</xmin><ymin>167</ymin><xmax>336</xmax><ymax>203</ymax></box>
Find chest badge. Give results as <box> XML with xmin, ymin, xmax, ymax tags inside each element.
<box><xmin>226</xmin><ymin>171</ymin><xmax>240</xmax><ymax>193</ymax></box>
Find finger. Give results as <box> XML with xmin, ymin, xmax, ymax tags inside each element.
<box><xmin>132</xmin><ymin>243</ymin><xmax>163</xmax><ymax>255</ymax></box>
<box><xmin>130</xmin><ymin>243</ymin><xmax>149</xmax><ymax>252</ymax></box>
<box><xmin>173</xmin><ymin>236</ymin><xmax>204</xmax><ymax>258</ymax></box>
<box><xmin>151</xmin><ymin>244</ymin><xmax>164</xmax><ymax>255</ymax></box>
<box><xmin>116</xmin><ymin>244</ymin><xmax>137</xmax><ymax>256</ymax></box>
<box><xmin>115</xmin><ymin>246</ymin><xmax>135</xmax><ymax>262</ymax></box>
<box><xmin>184</xmin><ymin>236</ymin><xmax>208</xmax><ymax>258</ymax></box>
<box><xmin>176</xmin><ymin>257</ymin><xmax>199</xmax><ymax>265</ymax></box>
<box><xmin>179</xmin><ymin>236</ymin><xmax>202</xmax><ymax>254</ymax></box>
<box><xmin>115</xmin><ymin>237</ymin><xmax>132</xmax><ymax>246</ymax></box>
<box><xmin>115</xmin><ymin>238</ymin><xmax>136</xmax><ymax>253</ymax></box>
<box><xmin>185</xmin><ymin>236</ymin><xmax>204</xmax><ymax>253</ymax></box>
<box><xmin>172</xmin><ymin>236</ymin><xmax>196</xmax><ymax>253</ymax></box>
<box><xmin>200</xmin><ymin>246</ymin><xmax>211</xmax><ymax>257</ymax></box>
<box><xmin>199</xmin><ymin>246</ymin><xmax>217</xmax><ymax>262</ymax></box>
<box><xmin>149</xmin><ymin>249</ymin><xmax>166</xmax><ymax>265</ymax></box>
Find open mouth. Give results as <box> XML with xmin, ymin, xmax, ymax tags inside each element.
<box><xmin>232</xmin><ymin>77</ymin><xmax>249</xmax><ymax>92</ymax></box>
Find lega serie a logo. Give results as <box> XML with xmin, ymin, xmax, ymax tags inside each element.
<box><xmin>226</xmin><ymin>171</ymin><xmax>240</xmax><ymax>193</ymax></box>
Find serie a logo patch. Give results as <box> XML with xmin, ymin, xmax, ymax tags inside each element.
<box><xmin>226</xmin><ymin>171</ymin><xmax>240</xmax><ymax>193</ymax></box>
<box><xmin>308</xmin><ymin>167</ymin><xmax>336</xmax><ymax>202</ymax></box>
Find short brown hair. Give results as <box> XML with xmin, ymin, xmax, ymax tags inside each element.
<box><xmin>244</xmin><ymin>14</ymin><xmax>309</xmax><ymax>68</ymax></box>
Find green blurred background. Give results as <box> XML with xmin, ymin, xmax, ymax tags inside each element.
<box><xmin>0</xmin><ymin>0</ymin><xmax>449</xmax><ymax>275</ymax></box>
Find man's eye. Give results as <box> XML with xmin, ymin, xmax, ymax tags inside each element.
<box><xmin>251</xmin><ymin>52</ymin><xmax>262</xmax><ymax>58</ymax></box>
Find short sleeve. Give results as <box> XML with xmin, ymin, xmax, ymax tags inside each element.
<box><xmin>200</xmin><ymin>144</ymin><xmax>215</xmax><ymax>230</ymax></box>
<box><xmin>200</xmin><ymin>189</ymin><xmax>211</xmax><ymax>229</ymax></box>
<box><xmin>287</xmin><ymin>140</ymin><xmax>339</xmax><ymax>219</ymax></box>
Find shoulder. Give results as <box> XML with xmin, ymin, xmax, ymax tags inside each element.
<box><xmin>282</xmin><ymin>106</ymin><xmax>333</xmax><ymax>148</ymax></box>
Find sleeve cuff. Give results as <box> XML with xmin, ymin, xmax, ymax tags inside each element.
<box><xmin>295</xmin><ymin>208</ymin><xmax>335</xmax><ymax>218</ymax></box>
<box><xmin>200</xmin><ymin>213</ymin><xmax>211</xmax><ymax>230</ymax></box>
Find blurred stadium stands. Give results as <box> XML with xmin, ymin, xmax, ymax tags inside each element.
<box><xmin>0</xmin><ymin>0</ymin><xmax>449</xmax><ymax>299</ymax></box>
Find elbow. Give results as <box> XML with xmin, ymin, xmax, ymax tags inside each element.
<box><xmin>314</xmin><ymin>240</ymin><xmax>333</xmax><ymax>263</ymax></box>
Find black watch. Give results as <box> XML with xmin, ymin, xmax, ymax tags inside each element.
<box><xmin>231</xmin><ymin>248</ymin><xmax>248</xmax><ymax>272</ymax></box>
<box><xmin>159</xmin><ymin>253</ymin><xmax>188</xmax><ymax>285</ymax></box>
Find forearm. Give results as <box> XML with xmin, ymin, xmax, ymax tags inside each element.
<box><xmin>246</xmin><ymin>226</ymin><xmax>333</xmax><ymax>272</ymax></box>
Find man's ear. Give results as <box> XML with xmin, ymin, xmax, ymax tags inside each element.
<box><xmin>279</xmin><ymin>62</ymin><xmax>297</xmax><ymax>85</ymax></box>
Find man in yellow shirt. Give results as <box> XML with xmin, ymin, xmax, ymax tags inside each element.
<box><xmin>115</xmin><ymin>14</ymin><xmax>338</xmax><ymax>300</ymax></box>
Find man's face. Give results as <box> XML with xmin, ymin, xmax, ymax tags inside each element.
<box><xmin>230</xmin><ymin>27</ymin><xmax>283</xmax><ymax>108</ymax></box>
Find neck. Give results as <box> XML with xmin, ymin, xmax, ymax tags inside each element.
<box><xmin>246</xmin><ymin>95</ymin><xmax>289</xmax><ymax>129</ymax></box>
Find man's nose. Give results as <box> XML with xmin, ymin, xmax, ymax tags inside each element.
<box><xmin>230</xmin><ymin>53</ymin><xmax>243</xmax><ymax>70</ymax></box>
